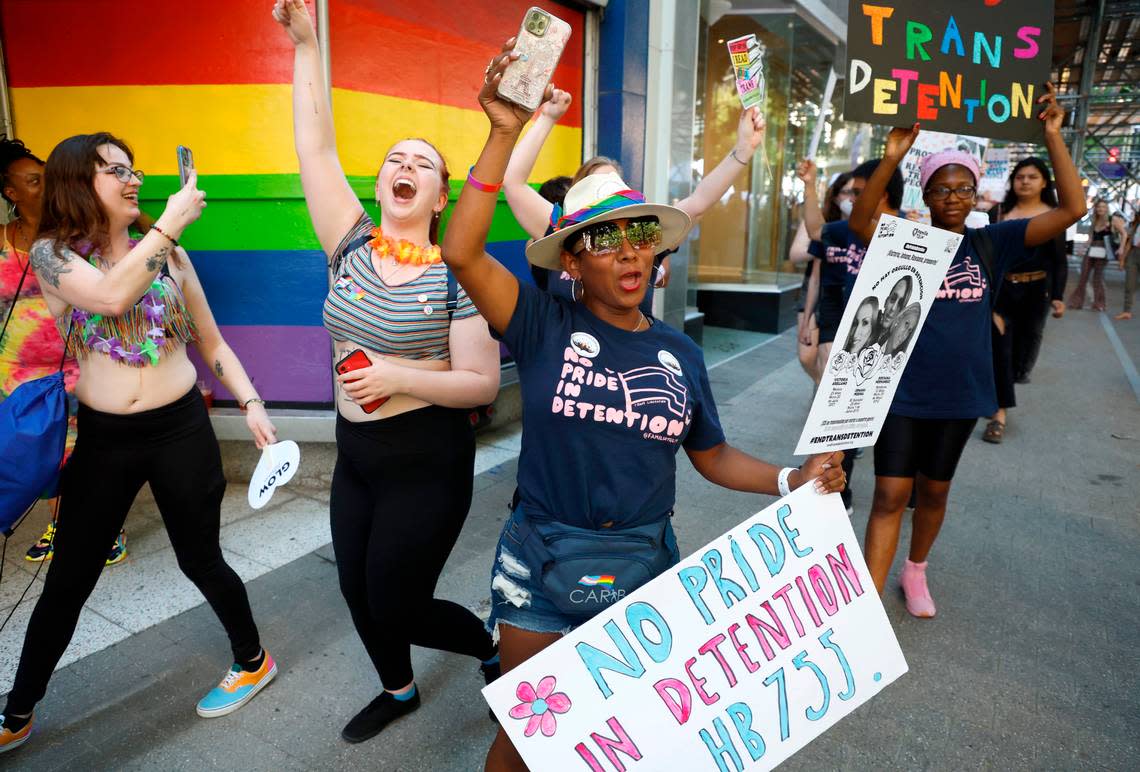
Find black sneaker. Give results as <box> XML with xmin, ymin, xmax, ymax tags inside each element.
<box><xmin>24</xmin><ymin>522</ymin><xmax>56</xmax><ymax>563</ymax></box>
<box><xmin>480</xmin><ymin>659</ymin><xmax>501</xmax><ymax>721</ymax></box>
<box><xmin>341</xmin><ymin>690</ymin><xmax>420</xmax><ymax>744</ymax></box>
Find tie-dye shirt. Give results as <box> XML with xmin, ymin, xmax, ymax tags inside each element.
<box><xmin>0</xmin><ymin>231</ymin><xmax>80</xmax><ymax>458</ymax></box>
<box><xmin>499</xmin><ymin>280</ymin><xmax>724</xmax><ymax>529</ymax></box>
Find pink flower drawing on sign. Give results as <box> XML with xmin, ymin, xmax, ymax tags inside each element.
<box><xmin>509</xmin><ymin>676</ymin><xmax>572</xmax><ymax>737</ymax></box>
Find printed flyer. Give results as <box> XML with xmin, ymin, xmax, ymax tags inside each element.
<box><xmin>482</xmin><ymin>484</ymin><xmax>908</xmax><ymax>771</ymax></box>
<box><xmin>794</xmin><ymin>215</ymin><xmax>961</xmax><ymax>455</ymax></box>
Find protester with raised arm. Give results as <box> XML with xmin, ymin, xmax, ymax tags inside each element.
<box><xmin>273</xmin><ymin>0</ymin><xmax>500</xmax><ymax>744</ymax></box>
<box><xmin>848</xmin><ymin>83</ymin><xmax>1086</xmax><ymax>618</ymax></box>
<box><xmin>441</xmin><ymin>40</ymin><xmax>846</xmax><ymax>772</ymax></box>
<box><xmin>1</xmin><ymin>131</ymin><xmax>279</xmax><ymax>754</ymax></box>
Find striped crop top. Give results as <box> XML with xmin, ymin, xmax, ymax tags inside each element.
<box><xmin>322</xmin><ymin>214</ymin><xmax>478</xmax><ymax>361</ymax></box>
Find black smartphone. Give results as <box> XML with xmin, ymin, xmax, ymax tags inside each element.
<box><xmin>177</xmin><ymin>146</ymin><xmax>195</xmax><ymax>187</ymax></box>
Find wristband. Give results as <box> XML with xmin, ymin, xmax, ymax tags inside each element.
<box><xmin>777</xmin><ymin>467</ymin><xmax>796</xmax><ymax>497</ymax></box>
<box><xmin>240</xmin><ymin>397</ymin><xmax>266</xmax><ymax>412</ymax></box>
<box><xmin>466</xmin><ymin>167</ymin><xmax>503</xmax><ymax>193</ymax></box>
<box><xmin>729</xmin><ymin>149</ymin><xmax>749</xmax><ymax>165</ymax></box>
<box><xmin>151</xmin><ymin>224</ymin><xmax>179</xmax><ymax>247</ymax></box>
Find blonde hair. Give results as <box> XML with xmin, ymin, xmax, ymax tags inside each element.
<box><xmin>571</xmin><ymin>156</ymin><xmax>623</xmax><ymax>186</ymax></box>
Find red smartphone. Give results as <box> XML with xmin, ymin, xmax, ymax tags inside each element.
<box><xmin>335</xmin><ymin>349</ymin><xmax>388</xmax><ymax>414</ymax></box>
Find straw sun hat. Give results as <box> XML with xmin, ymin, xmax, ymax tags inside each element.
<box><xmin>524</xmin><ymin>172</ymin><xmax>692</xmax><ymax>271</ymax></box>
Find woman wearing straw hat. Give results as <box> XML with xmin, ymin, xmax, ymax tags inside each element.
<box><xmin>441</xmin><ymin>40</ymin><xmax>847</xmax><ymax>772</ymax></box>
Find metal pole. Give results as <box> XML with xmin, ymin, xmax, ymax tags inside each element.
<box><xmin>807</xmin><ymin>68</ymin><xmax>837</xmax><ymax>161</ymax></box>
<box><xmin>0</xmin><ymin>36</ymin><xmax>14</xmax><ymax>139</ymax></box>
<box><xmin>1071</xmin><ymin>0</ymin><xmax>1106</xmax><ymax>169</ymax></box>
<box><xmin>317</xmin><ymin>0</ymin><xmax>331</xmax><ymax>97</ymax></box>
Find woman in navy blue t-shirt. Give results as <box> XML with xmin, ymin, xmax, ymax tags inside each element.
<box><xmin>442</xmin><ymin>41</ymin><xmax>847</xmax><ymax>772</ymax></box>
<box><xmin>848</xmin><ymin>83</ymin><xmax>1086</xmax><ymax>619</ymax></box>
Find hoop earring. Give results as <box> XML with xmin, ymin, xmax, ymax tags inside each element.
<box><xmin>654</xmin><ymin>263</ymin><xmax>666</xmax><ymax>286</ymax></box>
<box><xmin>570</xmin><ymin>276</ymin><xmax>582</xmax><ymax>301</ymax></box>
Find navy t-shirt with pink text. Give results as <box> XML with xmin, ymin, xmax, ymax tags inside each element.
<box><xmin>892</xmin><ymin>219</ymin><xmax>1029</xmax><ymax>419</ymax></box>
<box><xmin>500</xmin><ymin>280</ymin><xmax>725</xmax><ymax>530</ymax></box>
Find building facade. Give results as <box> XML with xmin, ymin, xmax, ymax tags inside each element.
<box><xmin>1</xmin><ymin>0</ymin><xmax>854</xmax><ymax>409</ymax></box>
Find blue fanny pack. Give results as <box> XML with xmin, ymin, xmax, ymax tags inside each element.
<box><xmin>506</xmin><ymin>505</ymin><xmax>677</xmax><ymax>621</ymax></box>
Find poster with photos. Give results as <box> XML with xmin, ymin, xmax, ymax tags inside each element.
<box><xmin>794</xmin><ymin>215</ymin><xmax>961</xmax><ymax>455</ymax></box>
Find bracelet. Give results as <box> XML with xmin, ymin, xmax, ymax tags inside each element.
<box><xmin>240</xmin><ymin>397</ymin><xmax>265</xmax><ymax>412</ymax></box>
<box><xmin>729</xmin><ymin>148</ymin><xmax>749</xmax><ymax>165</ymax></box>
<box><xmin>777</xmin><ymin>467</ymin><xmax>796</xmax><ymax>497</ymax></box>
<box><xmin>466</xmin><ymin>167</ymin><xmax>503</xmax><ymax>193</ymax></box>
<box><xmin>151</xmin><ymin>224</ymin><xmax>179</xmax><ymax>247</ymax></box>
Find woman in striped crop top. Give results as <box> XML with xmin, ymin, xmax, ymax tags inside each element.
<box><xmin>276</xmin><ymin>0</ymin><xmax>501</xmax><ymax>744</ymax></box>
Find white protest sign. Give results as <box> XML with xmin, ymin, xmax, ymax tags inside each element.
<box><xmin>247</xmin><ymin>440</ymin><xmax>300</xmax><ymax>509</ymax></box>
<box><xmin>899</xmin><ymin>131</ymin><xmax>987</xmax><ymax>214</ymax></box>
<box><xmin>483</xmin><ymin>484</ymin><xmax>908</xmax><ymax>771</ymax></box>
<box><xmin>978</xmin><ymin>145</ymin><xmax>1011</xmax><ymax>203</ymax></box>
<box><xmin>794</xmin><ymin>215</ymin><xmax>961</xmax><ymax>455</ymax></box>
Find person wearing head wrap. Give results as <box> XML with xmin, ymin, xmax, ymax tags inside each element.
<box><xmin>846</xmin><ymin>83</ymin><xmax>1087</xmax><ymax>620</ymax></box>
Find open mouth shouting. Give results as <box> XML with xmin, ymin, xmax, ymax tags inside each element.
<box><xmin>618</xmin><ymin>269</ymin><xmax>643</xmax><ymax>293</ymax></box>
<box><xmin>392</xmin><ymin>176</ymin><xmax>418</xmax><ymax>203</ymax></box>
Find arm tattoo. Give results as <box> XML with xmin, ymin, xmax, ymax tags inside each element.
<box><xmin>146</xmin><ymin>244</ymin><xmax>171</xmax><ymax>273</ymax></box>
<box><xmin>29</xmin><ymin>240</ymin><xmax>73</xmax><ymax>289</ymax></box>
<box><xmin>214</xmin><ymin>359</ymin><xmax>224</xmax><ymax>377</ymax></box>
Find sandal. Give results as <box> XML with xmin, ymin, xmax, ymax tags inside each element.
<box><xmin>983</xmin><ymin>419</ymin><xmax>1005</xmax><ymax>444</ymax></box>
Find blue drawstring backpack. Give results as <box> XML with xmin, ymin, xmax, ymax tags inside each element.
<box><xmin>0</xmin><ymin>260</ymin><xmax>69</xmax><ymax>534</ymax></box>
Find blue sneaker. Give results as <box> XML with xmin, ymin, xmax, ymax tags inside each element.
<box><xmin>196</xmin><ymin>651</ymin><xmax>277</xmax><ymax>718</ymax></box>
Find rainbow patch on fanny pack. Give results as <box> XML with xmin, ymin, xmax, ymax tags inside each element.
<box><xmin>578</xmin><ymin>575</ymin><xmax>616</xmax><ymax>587</ymax></box>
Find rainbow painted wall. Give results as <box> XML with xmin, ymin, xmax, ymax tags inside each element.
<box><xmin>3</xmin><ymin>0</ymin><xmax>584</xmax><ymax>406</ymax></box>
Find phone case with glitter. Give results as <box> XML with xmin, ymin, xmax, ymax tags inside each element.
<box><xmin>496</xmin><ymin>8</ymin><xmax>572</xmax><ymax>112</ymax></box>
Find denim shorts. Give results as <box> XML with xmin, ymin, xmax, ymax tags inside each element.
<box><xmin>485</xmin><ymin>508</ymin><xmax>681</xmax><ymax>638</ymax></box>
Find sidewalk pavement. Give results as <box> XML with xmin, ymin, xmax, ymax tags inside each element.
<box><xmin>2</xmin><ymin>270</ymin><xmax>1137</xmax><ymax>770</ymax></box>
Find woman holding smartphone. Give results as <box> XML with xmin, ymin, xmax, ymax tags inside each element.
<box><xmin>442</xmin><ymin>41</ymin><xmax>845</xmax><ymax>771</ymax></box>
<box><xmin>848</xmin><ymin>84</ymin><xmax>1085</xmax><ymax>619</ymax></box>
<box><xmin>0</xmin><ymin>132</ymin><xmax>278</xmax><ymax>754</ymax></box>
<box><xmin>273</xmin><ymin>0</ymin><xmax>501</xmax><ymax>744</ymax></box>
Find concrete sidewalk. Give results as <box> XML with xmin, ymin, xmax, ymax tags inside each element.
<box><xmin>2</xmin><ymin>270</ymin><xmax>1137</xmax><ymax>770</ymax></box>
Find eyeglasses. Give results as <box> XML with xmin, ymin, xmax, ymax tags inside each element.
<box><xmin>103</xmin><ymin>165</ymin><xmax>145</xmax><ymax>184</ymax></box>
<box><xmin>925</xmin><ymin>185</ymin><xmax>976</xmax><ymax>201</ymax></box>
<box><xmin>572</xmin><ymin>217</ymin><xmax>663</xmax><ymax>255</ymax></box>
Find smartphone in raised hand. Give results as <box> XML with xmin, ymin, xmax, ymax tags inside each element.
<box><xmin>497</xmin><ymin>7</ymin><xmax>572</xmax><ymax>112</ymax></box>
<box><xmin>177</xmin><ymin>146</ymin><xmax>195</xmax><ymax>188</ymax></box>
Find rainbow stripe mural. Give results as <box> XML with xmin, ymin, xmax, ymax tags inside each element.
<box><xmin>3</xmin><ymin>0</ymin><xmax>583</xmax><ymax>405</ymax></box>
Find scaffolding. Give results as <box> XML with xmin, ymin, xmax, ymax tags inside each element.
<box><xmin>1052</xmin><ymin>0</ymin><xmax>1140</xmax><ymax>209</ymax></box>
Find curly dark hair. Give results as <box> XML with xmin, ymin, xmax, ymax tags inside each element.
<box><xmin>0</xmin><ymin>136</ymin><xmax>45</xmax><ymax>205</ymax></box>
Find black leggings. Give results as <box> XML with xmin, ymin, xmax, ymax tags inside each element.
<box><xmin>992</xmin><ymin>278</ymin><xmax>1051</xmax><ymax>408</ymax></box>
<box><xmin>331</xmin><ymin>407</ymin><xmax>495</xmax><ymax>691</ymax></box>
<box><xmin>5</xmin><ymin>388</ymin><xmax>260</xmax><ymax>715</ymax></box>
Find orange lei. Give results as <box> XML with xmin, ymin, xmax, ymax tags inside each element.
<box><xmin>367</xmin><ymin>227</ymin><xmax>442</xmax><ymax>265</ymax></box>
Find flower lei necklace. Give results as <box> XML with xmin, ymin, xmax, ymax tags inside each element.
<box><xmin>367</xmin><ymin>226</ymin><xmax>441</xmax><ymax>265</ymax></box>
<box><xmin>66</xmin><ymin>249</ymin><xmax>196</xmax><ymax>367</ymax></box>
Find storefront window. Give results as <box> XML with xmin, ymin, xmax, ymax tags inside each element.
<box><xmin>688</xmin><ymin>11</ymin><xmax>863</xmax><ymax>299</ymax></box>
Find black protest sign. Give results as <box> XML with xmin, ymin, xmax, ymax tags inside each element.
<box><xmin>843</xmin><ymin>1</ymin><xmax>1055</xmax><ymax>141</ymax></box>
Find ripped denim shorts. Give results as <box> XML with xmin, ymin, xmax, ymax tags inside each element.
<box><xmin>486</xmin><ymin>507</ymin><xmax>681</xmax><ymax>638</ymax></box>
